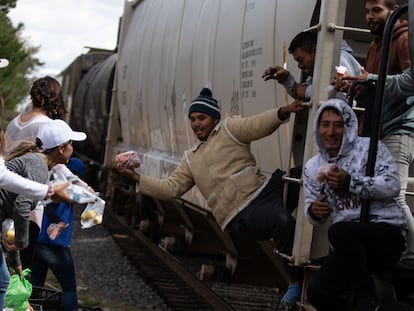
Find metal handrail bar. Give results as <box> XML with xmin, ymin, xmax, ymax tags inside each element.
<box><xmin>327</xmin><ymin>23</ymin><xmax>371</xmax><ymax>33</ymax></box>
<box><xmin>360</xmin><ymin>4</ymin><xmax>408</xmax><ymax>222</ymax></box>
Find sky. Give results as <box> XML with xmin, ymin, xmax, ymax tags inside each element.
<box><xmin>8</xmin><ymin>0</ymin><xmax>124</xmax><ymax>78</ymax></box>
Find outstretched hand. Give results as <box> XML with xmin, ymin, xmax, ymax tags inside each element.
<box><xmin>51</xmin><ymin>182</ymin><xmax>74</xmax><ymax>204</ymax></box>
<box><xmin>340</xmin><ymin>67</ymin><xmax>369</xmax><ymax>82</ymax></box>
<box><xmin>113</xmin><ymin>160</ymin><xmax>140</xmax><ymax>183</ymax></box>
<box><xmin>333</xmin><ymin>67</ymin><xmax>368</xmax><ymax>93</ymax></box>
<box><xmin>262</xmin><ymin>65</ymin><xmax>289</xmax><ymax>82</ymax></box>
<box><xmin>278</xmin><ymin>99</ymin><xmax>306</xmax><ymax>120</ymax></box>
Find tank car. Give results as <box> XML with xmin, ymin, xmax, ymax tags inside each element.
<box><xmin>60</xmin><ymin>50</ymin><xmax>117</xmax><ymax>187</ymax></box>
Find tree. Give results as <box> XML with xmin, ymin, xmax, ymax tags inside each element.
<box><xmin>0</xmin><ymin>0</ymin><xmax>16</xmax><ymax>13</ymax></box>
<box><xmin>0</xmin><ymin>0</ymin><xmax>43</xmax><ymax>125</ymax></box>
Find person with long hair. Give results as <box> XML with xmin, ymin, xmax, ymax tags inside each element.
<box><xmin>2</xmin><ymin>119</ymin><xmax>86</xmax><ymax>311</ymax></box>
<box><xmin>6</xmin><ymin>76</ymin><xmax>67</xmax><ymax>151</ymax></box>
<box><xmin>5</xmin><ymin>76</ymin><xmax>69</xmax><ymax>266</ymax></box>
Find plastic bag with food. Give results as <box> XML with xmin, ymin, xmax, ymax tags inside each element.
<box><xmin>316</xmin><ymin>163</ymin><xmax>337</xmax><ymax>182</ymax></box>
<box><xmin>52</xmin><ymin>164</ymin><xmax>89</xmax><ymax>189</ymax></box>
<box><xmin>65</xmin><ymin>183</ymin><xmax>97</xmax><ymax>204</ymax></box>
<box><xmin>80</xmin><ymin>197</ymin><xmax>106</xmax><ymax>229</ymax></box>
<box><xmin>5</xmin><ymin>268</ymin><xmax>32</xmax><ymax>311</ymax></box>
<box><xmin>114</xmin><ymin>151</ymin><xmax>141</xmax><ymax>168</ymax></box>
<box><xmin>2</xmin><ymin>218</ymin><xmax>16</xmax><ymax>245</ymax></box>
<box><xmin>335</xmin><ymin>65</ymin><xmax>348</xmax><ymax>78</ymax></box>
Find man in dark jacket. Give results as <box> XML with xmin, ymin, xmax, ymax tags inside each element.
<box><xmin>365</xmin><ymin>0</ymin><xmax>409</xmax><ymax>75</ymax></box>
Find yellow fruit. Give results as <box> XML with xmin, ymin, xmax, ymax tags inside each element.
<box><xmin>93</xmin><ymin>215</ymin><xmax>103</xmax><ymax>224</ymax></box>
<box><xmin>5</xmin><ymin>230</ymin><xmax>15</xmax><ymax>244</ymax></box>
<box><xmin>81</xmin><ymin>210</ymin><xmax>97</xmax><ymax>221</ymax></box>
<box><xmin>87</xmin><ymin>210</ymin><xmax>97</xmax><ymax>219</ymax></box>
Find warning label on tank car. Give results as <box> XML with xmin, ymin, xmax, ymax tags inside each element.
<box><xmin>241</xmin><ymin>39</ymin><xmax>262</xmax><ymax>99</ymax></box>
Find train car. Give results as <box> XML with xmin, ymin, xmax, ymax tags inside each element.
<box><xmin>60</xmin><ymin>49</ymin><xmax>114</xmax><ymax>119</ymax></box>
<box><xmin>61</xmin><ymin>0</ymin><xmax>414</xmax><ymax>309</ymax></box>
<box><xmin>60</xmin><ymin>50</ymin><xmax>117</xmax><ymax>187</ymax></box>
<box><xmin>104</xmin><ymin>0</ymin><xmax>366</xmax><ymax>275</ymax></box>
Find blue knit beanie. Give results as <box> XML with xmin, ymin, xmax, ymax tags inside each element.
<box><xmin>188</xmin><ymin>88</ymin><xmax>220</xmax><ymax>119</ymax></box>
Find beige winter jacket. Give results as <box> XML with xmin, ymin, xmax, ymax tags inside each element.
<box><xmin>140</xmin><ymin>108</ymin><xmax>287</xmax><ymax>229</ymax></box>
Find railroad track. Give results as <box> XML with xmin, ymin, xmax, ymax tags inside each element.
<box><xmin>104</xmin><ymin>207</ymin><xmax>289</xmax><ymax>311</ymax></box>
<box><xmin>104</xmin><ymin>208</ymin><xmax>236</xmax><ymax>311</ymax></box>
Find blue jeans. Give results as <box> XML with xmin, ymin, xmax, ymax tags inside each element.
<box><xmin>30</xmin><ymin>243</ymin><xmax>78</xmax><ymax>311</ymax></box>
<box><xmin>0</xmin><ymin>245</ymin><xmax>10</xmax><ymax>310</ymax></box>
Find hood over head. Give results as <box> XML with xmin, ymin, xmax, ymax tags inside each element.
<box><xmin>313</xmin><ymin>98</ymin><xmax>358</xmax><ymax>160</ymax></box>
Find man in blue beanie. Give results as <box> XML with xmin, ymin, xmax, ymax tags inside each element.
<box><xmin>188</xmin><ymin>87</ymin><xmax>221</xmax><ymax>119</ymax></box>
<box><xmin>116</xmin><ymin>87</ymin><xmax>305</xmax><ymax>306</ymax></box>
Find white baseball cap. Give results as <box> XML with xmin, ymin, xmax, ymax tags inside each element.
<box><xmin>37</xmin><ymin>119</ymin><xmax>86</xmax><ymax>150</ymax></box>
<box><xmin>0</xmin><ymin>58</ymin><xmax>9</xmax><ymax>68</ymax></box>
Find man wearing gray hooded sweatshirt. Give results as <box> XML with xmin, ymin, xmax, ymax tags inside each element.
<box><xmin>303</xmin><ymin>98</ymin><xmax>407</xmax><ymax>310</ymax></box>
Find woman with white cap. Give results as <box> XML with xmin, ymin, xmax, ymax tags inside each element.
<box><xmin>1</xmin><ymin>119</ymin><xmax>86</xmax><ymax>311</ymax></box>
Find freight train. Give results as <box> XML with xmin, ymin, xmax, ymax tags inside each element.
<box><xmin>60</xmin><ymin>0</ymin><xmax>414</xmax><ymax>309</ymax></box>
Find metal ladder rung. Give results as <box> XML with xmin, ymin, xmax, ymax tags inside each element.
<box><xmin>282</xmin><ymin>175</ymin><xmax>302</xmax><ymax>185</ymax></box>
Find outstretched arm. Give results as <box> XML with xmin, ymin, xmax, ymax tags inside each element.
<box><xmin>262</xmin><ymin>65</ymin><xmax>290</xmax><ymax>82</ymax></box>
<box><xmin>278</xmin><ymin>99</ymin><xmax>305</xmax><ymax>120</ymax></box>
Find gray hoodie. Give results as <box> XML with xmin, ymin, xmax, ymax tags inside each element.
<box><xmin>303</xmin><ymin>98</ymin><xmax>407</xmax><ymax>235</ymax></box>
<box><xmin>0</xmin><ymin>153</ymin><xmax>49</xmax><ymax>267</ymax></box>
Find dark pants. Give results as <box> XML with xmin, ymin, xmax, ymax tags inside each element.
<box><xmin>30</xmin><ymin>243</ymin><xmax>78</xmax><ymax>311</ymax></box>
<box><xmin>20</xmin><ymin>221</ymin><xmax>40</xmax><ymax>269</ymax></box>
<box><xmin>307</xmin><ymin>221</ymin><xmax>406</xmax><ymax>311</ymax></box>
<box><xmin>226</xmin><ymin>168</ymin><xmax>302</xmax><ymax>281</ymax></box>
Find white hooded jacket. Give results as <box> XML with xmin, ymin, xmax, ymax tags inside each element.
<box><xmin>303</xmin><ymin>99</ymin><xmax>407</xmax><ymax>234</ymax></box>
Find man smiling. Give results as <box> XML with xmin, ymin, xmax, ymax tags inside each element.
<box><xmin>116</xmin><ymin>87</ymin><xmax>306</xmax><ymax>306</ymax></box>
<box><xmin>303</xmin><ymin>99</ymin><xmax>407</xmax><ymax>310</ymax></box>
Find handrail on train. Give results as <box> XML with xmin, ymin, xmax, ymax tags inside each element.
<box><xmin>283</xmin><ymin>176</ymin><xmax>302</xmax><ymax>185</ymax></box>
<box><xmin>327</xmin><ymin>24</ymin><xmax>371</xmax><ymax>33</ymax></box>
<box><xmin>303</xmin><ymin>23</ymin><xmax>370</xmax><ymax>34</ymax></box>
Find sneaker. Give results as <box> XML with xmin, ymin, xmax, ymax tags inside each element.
<box><xmin>47</xmin><ymin>222</ymin><xmax>68</xmax><ymax>240</ymax></box>
<box><xmin>281</xmin><ymin>283</ymin><xmax>302</xmax><ymax>306</ymax></box>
